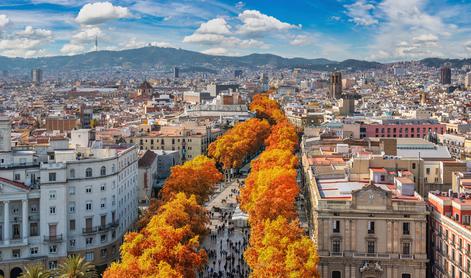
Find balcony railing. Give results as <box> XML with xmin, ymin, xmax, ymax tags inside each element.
<box><xmin>82</xmin><ymin>221</ymin><xmax>119</xmax><ymax>235</ymax></box>
<box><xmin>44</xmin><ymin>234</ymin><xmax>63</xmax><ymax>242</ymax></box>
<box><xmin>353</xmin><ymin>252</ymin><xmax>390</xmax><ymax>259</ymax></box>
<box><xmin>329</xmin><ymin>252</ymin><xmax>344</xmax><ymax>257</ymax></box>
<box><xmin>400</xmin><ymin>254</ymin><xmax>414</xmax><ymax>259</ymax></box>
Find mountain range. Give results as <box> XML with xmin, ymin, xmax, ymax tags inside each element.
<box><xmin>0</xmin><ymin>46</ymin><xmax>467</xmax><ymax>74</ymax></box>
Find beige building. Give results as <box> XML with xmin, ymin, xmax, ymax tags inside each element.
<box><xmin>308</xmin><ymin>176</ymin><xmax>428</xmax><ymax>278</ymax></box>
<box><xmin>126</xmin><ymin>124</ymin><xmax>221</xmax><ymax>161</ymax></box>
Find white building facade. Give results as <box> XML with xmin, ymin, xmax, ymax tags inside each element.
<box><xmin>0</xmin><ymin>123</ymin><xmax>139</xmax><ymax>278</ymax></box>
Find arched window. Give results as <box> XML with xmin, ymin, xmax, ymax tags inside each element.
<box><xmin>85</xmin><ymin>168</ymin><xmax>92</xmax><ymax>177</ymax></box>
<box><xmin>331</xmin><ymin>271</ymin><xmax>341</xmax><ymax>278</ymax></box>
<box><xmin>69</xmin><ymin>168</ymin><xmax>75</xmax><ymax>178</ymax></box>
<box><xmin>100</xmin><ymin>166</ymin><xmax>106</xmax><ymax>176</ymax></box>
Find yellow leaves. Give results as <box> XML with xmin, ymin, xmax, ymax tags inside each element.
<box><xmin>104</xmin><ymin>192</ymin><xmax>209</xmax><ymax>278</ymax></box>
<box><xmin>208</xmin><ymin>118</ymin><xmax>271</xmax><ymax>169</ymax></box>
<box><xmin>241</xmin><ymin>92</ymin><xmax>319</xmax><ymax>278</ymax></box>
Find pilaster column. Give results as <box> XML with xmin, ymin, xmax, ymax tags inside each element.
<box><xmin>3</xmin><ymin>201</ymin><xmax>9</xmax><ymax>243</ymax></box>
<box><xmin>22</xmin><ymin>199</ymin><xmax>28</xmax><ymax>242</ymax></box>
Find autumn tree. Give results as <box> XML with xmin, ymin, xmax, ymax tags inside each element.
<box><xmin>265</xmin><ymin>120</ymin><xmax>298</xmax><ymax>152</ymax></box>
<box><xmin>251</xmin><ymin>149</ymin><xmax>297</xmax><ymax>172</ymax></box>
<box><xmin>104</xmin><ymin>193</ymin><xmax>208</xmax><ymax>278</ymax></box>
<box><xmin>244</xmin><ymin>216</ymin><xmax>319</xmax><ymax>278</ymax></box>
<box><xmin>239</xmin><ymin>167</ymin><xmax>299</xmax><ymax>225</ymax></box>
<box><xmin>249</xmin><ymin>94</ymin><xmax>285</xmax><ymax>124</ymax></box>
<box><xmin>160</xmin><ymin>155</ymin><xmax>223</xmax><ymax>204</ymax></box>
<box><xmin>208</xmin><ymin>118</ymin><xmax>270</xmax><ymax>170</ymax></box>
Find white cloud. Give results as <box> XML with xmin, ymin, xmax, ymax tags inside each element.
<box><xmin>195</xmin><ymin>18</ymin><xmax>231</xmax><ymax>35</ymax></box>
<box><xmin>72</xmin><ymin>26</ymin><xmax>102</xmax><ymax>43</ymax></box>
<box><xmin>0</xmin><ymin>14</ymin><xmax>10</xmax><ymax>30</ymax></box>
<box><xmin>202</xmin><ymin>47</ymin><xmax>229</xmax><ymax>56</ymax></box>
<box><xmin>75</xmin><ymin>2</ymin><xmax>131</xmax><ymax>25</ymax></box>
<box><xmin>121</xmin><ymin>37</ymin><xmax>172</xmax><ymax>49</ymax></box>
<box><xmin>183</xmin><ymin>33</ymin><xmax>225</xmax><ymax>44</ymax></box>
<box><xmin>344</xmin><ymin>0</ymin><xmax>378</xmax><ymax>26</ymax></box>
<box><xmin>237</xmin><ymin>10</ymin><xmax>300</xmax><ymax>34</ymax></box>
<box><xmin>17</xmin><ymin>26</ymin><xmax>53</xmax><ymax>40</ymax></box>
<box><xmin>60</xmin><ymin>43</ymin><xmax>85</xmax><ymax>55</ymax></box>
<box><xmin>235</xmin><ymin>2</ymin><xmax>245</xmax><ymax>10</ymax></box>
<box><xmin>290</xmin><ymin>35</ymin><xmax>311</xmax><ymax>46</ymax></box>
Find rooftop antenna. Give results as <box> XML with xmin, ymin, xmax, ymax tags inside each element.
<box><xmin>95</xmin><ymin>35</ymin><xmax>98</xmax><ymax>52</ymax></box>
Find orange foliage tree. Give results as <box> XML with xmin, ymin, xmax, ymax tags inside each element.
<box><xmin>265</xmin><ymin>120</ymin><xmax>298</xmax><ymax>152</ymax></box>
<box><xmin>244</xmin><ymin>216</ymin><xmax>319</xmax><ymax>278</ymax></box>
<box><xmin>249</xmin><ymin>94</ymin><xmax>285</xmax><ymax>124</ymax></box>
<box><xmin>250</xmin><ymin>148</ymin><xmax>297</xmax><ymax>172</ymax></box>
<box><xmin>160</xmin><ymin>155</ymin><xmax>223</xmax><ymax>204</ymax></box>
<box><xmin>104</xmin><ymin>193</ymin><xmax>207</xmax><ymax>278</ymax></box>
<box><xmin>239</xmin><ymin>167</ymin><xmax>299</xmax><ymax>225</ymax></box>
<box><xmin>208</xmin><ymin>118</ymin><xmax>270</xmax><ymax>169</ymax></box>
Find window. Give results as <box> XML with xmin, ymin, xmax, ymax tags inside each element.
<box><xmin>14</xmin><ymin>173</ymin><xmax>20</xmax><ymax>181</ymax></box>
<box><xmin>49</xmin><ymin>190</ymin><xmax>56</xmax><ymax>200</ymax></box>
<box><xmin>68</xmin><ymin>202</ymin><xmax>75</xmax><ymax>213</ymax></box>
<box><xmin>402</xmin><ymin>274</ymin><xmax>411</xmax><ymax>278</ymax></box>
<box><xmin>367</xmin><ymin>241</ymin><xmax>375</xmax><ymax>254</ymax></box>
<box><xmin>100</xmin><ymin>198</ymin><xmax>106</xmax><ymax>209</ymax></box>
<box><xmin>331</xmin><ymin>271</ymin><xmax>341</xmax><ymax>278</ymax></box>
<box><xmin>70</xmin><ymin>239</ymin><xmax>76</xmax><ymax>247</ymax></box>
<box><xmin>85</xmin><ymin>186</ymin><xmax>92</xmax><ymax>193</ymax></box>
<box><xmin>332</xmin><ymin>239</ymin><xmax>341</xmax><ymax>253</ymax></box>
<box><xmin>69</xmin><ymin>168</ymin><xmax>75</xmax><ymax>178</ymax></box>
<box><xmin>402</xmin><ymin>242</ymin><xmax>411</xmax><ymax>255</ymax></box>
<box><xmin>49</xmin><ymin>245</ymin><xmax>57</xmax><ymax>254</ymax></box>
<box><xmin>412</xmin><ymin>163</ymin><xmax>416</xmax><ymax>170</ymax></box>
<box><xmin>12</xmin><ymin>249</ymin><xmax>20</xmax><ymax>258</ymax></box>
<box><xmin>403</xmin><ymin>222</ymin><xmax>410</xmax><ymax>235</ymax></box>
<box><xmin>426</xmin><ymin>168</ymin><xmax>430</xmax><ymax>175</ymax></box>
<box><xmin>49</xmin><ymin>206</ymin><xmax>56</xmax><ymax>214</ymax></box>
<box><xmin>100</xmin><ymin>166</ymin><xmax>106</xmax><ymax>176</ymax></box>
<box><xmin>368</xmin><ymin>221</ymin><xmax>375</xmax><ymax>234</ymax></box>
<box><xmin>69</xmin><ymin>219</ymin><xmax>76</xmax><ymax>231</ymax></box>
<box><xmin>30</xmin><ymin>247</ymin><xmax>39</xmax><ymax>255</ymax></box>
<box><xmin>48</xmin><ymin>261</ymin><xmax>57</xmax><ymax>270</ymax></box>
<box><xmin>86</xmin><ymin>202</ymin><xmax>92</xmax><ymax>211</ymax></box>
<box><xmin>100</xmin><ymin>184</ymin><xmax>106</xmax><ymax>191</ymax></box>
<box><xmin>101</xmin><ymin>234</ymin><xmax>107</xmax><ymax>243</ymax></box>
<box><xmin>30</xmin><ymin>223</ymin><xmax>38</xmax><ymax>236</ymax></box>
<box><xmin>332</xmin><ymin>220</ymin><xmax>340</xmax><ymax>233</ymax></box>
<box><xmin>69</xmin><ymin>186</ymin><xmax>75</xmax><ymax>195</ymax></box>
<box><xmin>85</xmin><ymin>168</ymin><xmax>92</xmax><ymax>177</ymax></box>
<box><xmin>86</xmin><ymin>237</ymin><xmax>93</xmax><ymax>245</ymax></box>
<box><xmin>380</xmin><ymin>175</ymin><xmax>385</xmax><ymax>182</ymax></box>
<box><xmin>101</xmin><ymin>248</ymin><xmax>107</xmax><ymax>257</ymax></box>
<box><xmin>49</xmin><ymin>172</ymin><xmax>56</xmax><ymax>182</ymax></box>
<box><xmin>85</xmin><ymin>252</ymin><xmax>94</xmax><ymax>261</ymax></box>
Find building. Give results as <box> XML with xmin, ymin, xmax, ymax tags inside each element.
<box><xmin>0</xmin><ymin>120</ymin><xmax>139</xmax><ymax>276</ymax></box>
<box><xmin>309</xmin><ymin>179</ymin><xmax>428</xmax><ymax>278</ymax></box>
<box><xmin>207</xmin><ymin>84</ymin><xmax>239</xmax><ymax>97</ymax></box>
<box><xmin>126</xmin><ymin>124</ymin><xmax>221</xmax><ymax>161</ymax></box>
<box><xmin>360</xmin><ymin>119</ymin><xmax>445</xmax><ymax>139</ymax></box>
<box><xmin>31</xmin><ymin>69</ymin><xmax>43</xmax><ymax>85</ymax></box>
<box><xmin>340</xmin><ymin>93</ymin><xmax>361</xmax><ymax>116</ymax></box>
<box><xmin>234</xmin><ymin>70</ymin><xmax>243</xmax><ymax>79</ymax></box>
<box><xmin>428</xmin><ymin>190</ymin><xmax>471</xmax><ymax>278</ymax></box>
<box><xmin>329</xmin><ymin>71</ymin><xmax>342</xmax><ymax>99</ymax></box>
<box><xmin>440</xmin><ymin>65</ymin><xmax>451</xmax><ymax>85</ymax></box>
<box><xmin>79</xmin><ymin>105</ymin><xmax>93</xmax><ymax>129</ymax></box>
<box><xmin>465</xmin><ymin>72</ymin><xmax>471</xmax><ymax>89</ymax></box>
<box><xmin>137</xmin><ymin>150</ymin><xmax>158</xmax><ymax>206</ymax></box>
<box><xmin>173</xmin><ymin>67</ymin><xmax>179</xmax><ymax>78</ymax></box>
<box><xmin>45</xmin><ymin>116</ymin><xmax>79</xmax><ymax>133</ymax></box>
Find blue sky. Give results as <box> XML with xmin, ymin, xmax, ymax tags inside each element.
<box><xmin>0</xmin><ymin>0</ymin><xmax>470</xmax><ymax>61</ymax></box>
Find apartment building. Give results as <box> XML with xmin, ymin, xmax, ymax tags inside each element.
<box><xmin>0</xmin><ymin>121</ymin><xmax>139</xmax><ymax>277</ymax></box>
<box><xmin>360</xmin><ymin>119</ymin><xmax>445</xmax><ymax>139</ymax></box>
<box><xmin>126</xmin><ymin>124</ymin><xmax>221</xmax><ymax>161</ymax></box>
<box><xmin>428</xmin><ymin>191</ymin><xmax>471</xmax><ymax>278</ymax></box>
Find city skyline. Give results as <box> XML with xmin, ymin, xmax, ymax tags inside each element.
<box><xmin>0</xmin><ymin>0</ymin><xmax>471</xmax><ymax>61</ymax></box>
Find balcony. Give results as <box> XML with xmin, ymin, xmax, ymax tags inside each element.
<box><xmin>353</xmin><ymin>252</ymin><xmax>390</xmax><ymax>259</ymax></box>
<box><xmin>329</xmin><ymin>252</ymin><xmax>344</xmax><ymax>257</ymax></box>
<box><xmin>82</xmin><ymin>221</ymin><xmax>119</xmax><ymax>235</ymax></box>
<box><xmin>400</xmin><ymin>254</ymin><xmax>414</xmax><ymax>259</ymax></box>
<box><xmin>44</xmin><ymin>234</ymin><xmax>63</xmax><ymax>242</ymax></box>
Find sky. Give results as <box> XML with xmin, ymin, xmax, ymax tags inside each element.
<box><xmin>0</xmin><ymin>0</ymin><xmax>471</xmax><ymax>62</ymax></box>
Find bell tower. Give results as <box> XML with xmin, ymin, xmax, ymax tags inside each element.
<box><xmin>0</xmin><ymin>116</ymin><xmax>11</xmax><ymax>152</ymax></box>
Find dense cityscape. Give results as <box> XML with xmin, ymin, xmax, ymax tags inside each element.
<box><xmin>0</xmin><ymin>1</ymin><xmax>470</xmax><ymax>278</ymax></box>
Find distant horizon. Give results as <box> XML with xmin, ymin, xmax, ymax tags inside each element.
<box><xmin>1</xmin><ymin>1</ymin><xmax>471</xmax><ymax>62</ymax></box>
<box><xmin>0</xmin><ymin>45</ymin><xmax>467</xmax><ymax>65</ymax></box>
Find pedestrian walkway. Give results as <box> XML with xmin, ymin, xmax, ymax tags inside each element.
<box><xmin>199</xmin><ymin>179</ymin><xmax>251</xmax><ymax>278</ymax></box>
